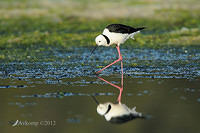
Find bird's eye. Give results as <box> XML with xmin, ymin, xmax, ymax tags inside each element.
<box><xmin>99</xmin><ymin>41</ymin><xmax>101</xmax><ymax>42</ymax></box>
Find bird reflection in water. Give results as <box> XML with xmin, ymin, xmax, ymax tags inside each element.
<box><xmin>92</xmin><ymin>96</ymin><xmax>144</xmax><ymax>124</ymax></box>
<box><xmin>92</xmin><ymin>76</ymin><xmax>145</xmax><ymax>124</ymax></box>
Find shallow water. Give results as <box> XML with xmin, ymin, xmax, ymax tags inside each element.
<box><xmin>0</xmin><ymin>47</ymin><xmax>200</xmax><ymax>133</ymax></box>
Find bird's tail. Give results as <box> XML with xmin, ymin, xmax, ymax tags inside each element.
<box><xmin>130</xmin><ymin>27</ymin><xmax>146</xmax><ymax>40</ymax></box>
<box><xmin>136</xmin><ymin>27</ymin><xmax>146</xmax><ymax>31</ymax></box>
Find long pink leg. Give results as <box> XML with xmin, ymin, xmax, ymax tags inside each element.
<box><xmin>96</xmin><ymin>45</ymin><xmax>124</xmax><ymax>103</ymax></box>
<box><xmin>97</xmin><ymin>76</ymin><xmax>121</xmax><ymax>90</ymax></box>
<box><xmin>118</xmin><ymin>55</ymin><xmax>123</xmax><ymax>103</ymax></box>
<box><xmin>96</xmin><ymin>46</ymin><xmax>122</xmax><ymax>74</ymax></box>
<box><xmin>97</xmin><ymin>76</ymin><xmax>123</xmax><ymax>103</ymax></box>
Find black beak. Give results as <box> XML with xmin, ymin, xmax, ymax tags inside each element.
<box><xmin>90</xmin><ymin>46</ymin><xmax>98</xmax><ymax>56</ymax></box>
<box><xmin>91</xmin><ymin>95</ymin><xmax>99</xmax><ymax>105</ymax></box>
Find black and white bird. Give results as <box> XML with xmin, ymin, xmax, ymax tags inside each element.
<box><xmin>95</xmin><ymin>24</ymin><xmax>145</xmax><ymax>48</ymax></box>
<box><xmin>94</xmin><ymin>24</ymin><xmax>145</xmax><ymax>75</ymax></box>
<box><xmin>92</xmin><ymin>24</ymin><xmax>145</xmax><ymax>103</ymax></box>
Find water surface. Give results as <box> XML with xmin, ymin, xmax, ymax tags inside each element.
<box><xmin>0</xmin><ymin>47</ymin><xmax>200</xmax><ymax>133</ymax></box>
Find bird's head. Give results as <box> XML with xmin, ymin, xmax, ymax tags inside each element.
<box><xmin>95</xmin><ymin>34</ymin><xmax>109</xmax><ymax>46</ymax></box>
<box><xmin>90</xmin><ymin>34</ymin><xmax>110</xmax><ymax>56</ymax></box>
<box><xmin>97</xmin><ymin>102</ymin><xmax>112</xmax><ymax>116</ymax></box>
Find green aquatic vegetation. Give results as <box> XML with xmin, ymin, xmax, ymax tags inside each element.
<box><xmin>0</xmin><ymin>0</ymin><xmax>200</xmax><ymax>62</ymax></box>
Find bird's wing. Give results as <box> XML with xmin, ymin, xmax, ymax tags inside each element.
<box><xmin>106</xmin><ymin>24</ymin><xmax>144</xmax><ymax>34</ymax></box>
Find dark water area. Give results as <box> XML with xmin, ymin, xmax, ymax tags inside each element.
<box><xmin>0</xmin><ymin>47</ymin><xmax>200</xmax><ymax>133</ymax></box>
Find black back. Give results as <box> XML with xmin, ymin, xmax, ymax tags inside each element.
<box><xmin>106</xmin><ymin>24</ymin><xmax>145</xmax><ymax>34</ymax></box>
